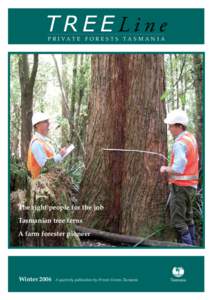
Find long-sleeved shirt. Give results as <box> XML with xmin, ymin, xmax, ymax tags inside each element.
<box><xmin>31</xmin><ymin>132</ymin><xmax>62</xmax><ymax>167</ymax></box>
<box><xmin>172</xmin><ymin>134</ymin><xmax>187</xmax><ymax>174</ymax></box>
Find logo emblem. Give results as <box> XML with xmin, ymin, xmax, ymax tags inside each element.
<box><xmin>172</xmin><ymin>266</ymin><xmax>185</xmax><ymax>278</ymax></box>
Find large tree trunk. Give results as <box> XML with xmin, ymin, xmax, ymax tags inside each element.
<box><xmin>193</xmin><ymin>54</ymin><xmax>203</xmax><ymax>169</ymax></box>
<box><xmin>78</xmin><ymin>54</ymin><xmax>168</xmax><ymax>236</ymax></box>
<box><xmin>19</xmin><ymin>54</ymin><xmax>39</xmax><ymax>162</ymax></box>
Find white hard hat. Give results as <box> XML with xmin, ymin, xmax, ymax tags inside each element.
<box><xmin>164</xmin><ymin>109</ymin><xmax>189</xmax><ymax>126</ymax></box>
<box><xmin>32</xmin><ymin>112</ymin><xmax>49</xmax><ymax>126</ymax></box>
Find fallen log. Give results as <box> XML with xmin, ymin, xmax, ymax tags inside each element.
<box><xmin>75</xmin><ymin>225</ymin><xmax>193</xmax><ymax>247</ymax></box>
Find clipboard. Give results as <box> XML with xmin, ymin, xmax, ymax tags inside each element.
<box><xmin>62</xmin><ymin>144</ymin><xmax>75</xmax><ymax>160</ymax></box>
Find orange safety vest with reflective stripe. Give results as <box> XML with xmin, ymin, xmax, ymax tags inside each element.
<box><xmin>27</xmin><ymin>136</ymin><xmax>54</xmax><ymax>179</ymax></box>
<box><xmin>169</xmin><ymin>131</ymin><xmax>199</xmax><ymax>186</ymax></box>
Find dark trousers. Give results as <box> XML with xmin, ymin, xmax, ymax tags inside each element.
<box><xmin>169</xmin><ymin>184</ymin><xmax>196</xmax><ymax>234</ymax></box>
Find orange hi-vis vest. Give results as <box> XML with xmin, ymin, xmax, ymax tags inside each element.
<box><xmin>169</xmin><ymin>131</ymin><xmax>199</xmax><ymax>186</ymax></box>
<box><xmin>27</xmin><ymin>135</ymin><xmax>54</xmax><ymax>179</ymax></box>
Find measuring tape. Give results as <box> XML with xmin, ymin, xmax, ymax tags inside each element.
<box><xmin>102</xmin><ymin>148</ymin><xmax>168</xmax><ymax>161</ymax></box>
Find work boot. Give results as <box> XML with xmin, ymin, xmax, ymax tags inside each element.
<box><xmin>188</xmin><ymin>224</ymin><xmax>196</xmax><ymax>245</ymax></box>
<box><xmin>181</xmin><ymin>231</ymin><xmax>193</xmax><ymax>245</ymax></box>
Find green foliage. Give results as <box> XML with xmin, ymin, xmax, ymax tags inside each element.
<box><xmin>10</xmin><ymin>156</ymin><xmax>28</xmax><ymax>192</ymax></box>
<box><xmin>160</xmin><ymin>90</ymin><xmax>169</xmax><ymax>101</ymax></box>
<box><xmin>10</xmin><ymin>56</ymin><xmax>22</xmax><ymax>156</ymax></box>
<box><xmin>164</xmin><ymin>54</ymin><xmax>202</xmax><ymax>132</ymax></box>
<box><xmin>63</xmin><ymin>157</ymin><xmax>85</xmax><ymax>188</ymax></box>
<box><xmin>10</xmin><ymin>53</ymin><xmax>203</xmax><ymax>245</ymax></box>
<box><xmin>193</xmin><ymin>187</ymin><xmax>203</xmax><ymax>246</ymax></box>
<box><xmin>10</xmin><ymin>54</ymin><xmax>91</xmax><ymax>157</ymax></box>
<box><xmin>10</xmin><ymin>168</ymin><xmax>81</xmax><ymax>247</ymax></box>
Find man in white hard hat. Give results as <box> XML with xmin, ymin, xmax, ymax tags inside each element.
<box><xmin>27</xmin><ymin>112</ymin><xmax>66</xmax><ymax>179</ymax></box>
<box><xmin>160</xmin><ymin>109</ymin><xmax>199</xmax><ymax>245</ymax></box>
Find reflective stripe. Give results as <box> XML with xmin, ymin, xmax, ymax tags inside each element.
<box><xmin>169</xmin><ymin>175</ymin><xmax>198</xmax><ymax>180</ymax></box>
<box><xmin>181</xmin><ymin>135</ymin><xmax>197</xmax><ymax>148</ymax></box>
<box><xmin>176</xmin><ymin>131</ymin><xmax>197</xmax><ymax>147</ymax></box>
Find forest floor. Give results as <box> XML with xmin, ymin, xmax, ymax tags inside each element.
<box><xmin>81</xmin><ymin>239</ymin><xmax>116</xmax><ymax>247</ymax></box>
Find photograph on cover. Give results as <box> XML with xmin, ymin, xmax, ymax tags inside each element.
<box><xmin>9</xmin><ymin>53</ymin><xmax>204</xmax><ymax>248</ymax></box>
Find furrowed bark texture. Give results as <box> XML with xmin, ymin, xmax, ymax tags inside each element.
<box><xmin>79</xmin><ymin>54</ymin><xmax>168</xmax><ymax>236</ymax></box>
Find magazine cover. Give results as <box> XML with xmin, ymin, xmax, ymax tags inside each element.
<box><xmin>0</xmin><ymin>1</ymin><xmax>210</xmax><ymax>299</ymax></box>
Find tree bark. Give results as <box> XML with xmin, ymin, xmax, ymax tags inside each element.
<box><xmin>19</xmin><ymin>54</ymin><xmax>39</xmax><ymax>162</ymax></box>
<box><xmin>75</xmin><ymin>54</ymin><xmax>85</xmax><ymax>158</ymax></box>
<box><xmin>79</xmin><ymin>54</ymin><xmax>168</xmax><ymax>236</ymax></box>
<box><xmin>61</xmin><ymin>54</ymin><xmax>70</xmax><ymax>145</ymax></box>
<box><xmin>169</xmin><ymin>54</ymin><xmax>175</xmax><ymax>111</ymax></box>
<box><xmin>70</xmin><ymin>54</ymin><xmax>78</xmax><ymax>140</ymax></box>
<box><xmin>174</xmin><ymin>54</ymin><xmax>180</xmax><ymax>108</ymax></box>
<box><xmin>193</xmin><ymin>54</ymin><xmax>203</xmax><ymax>169</ymax></box>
